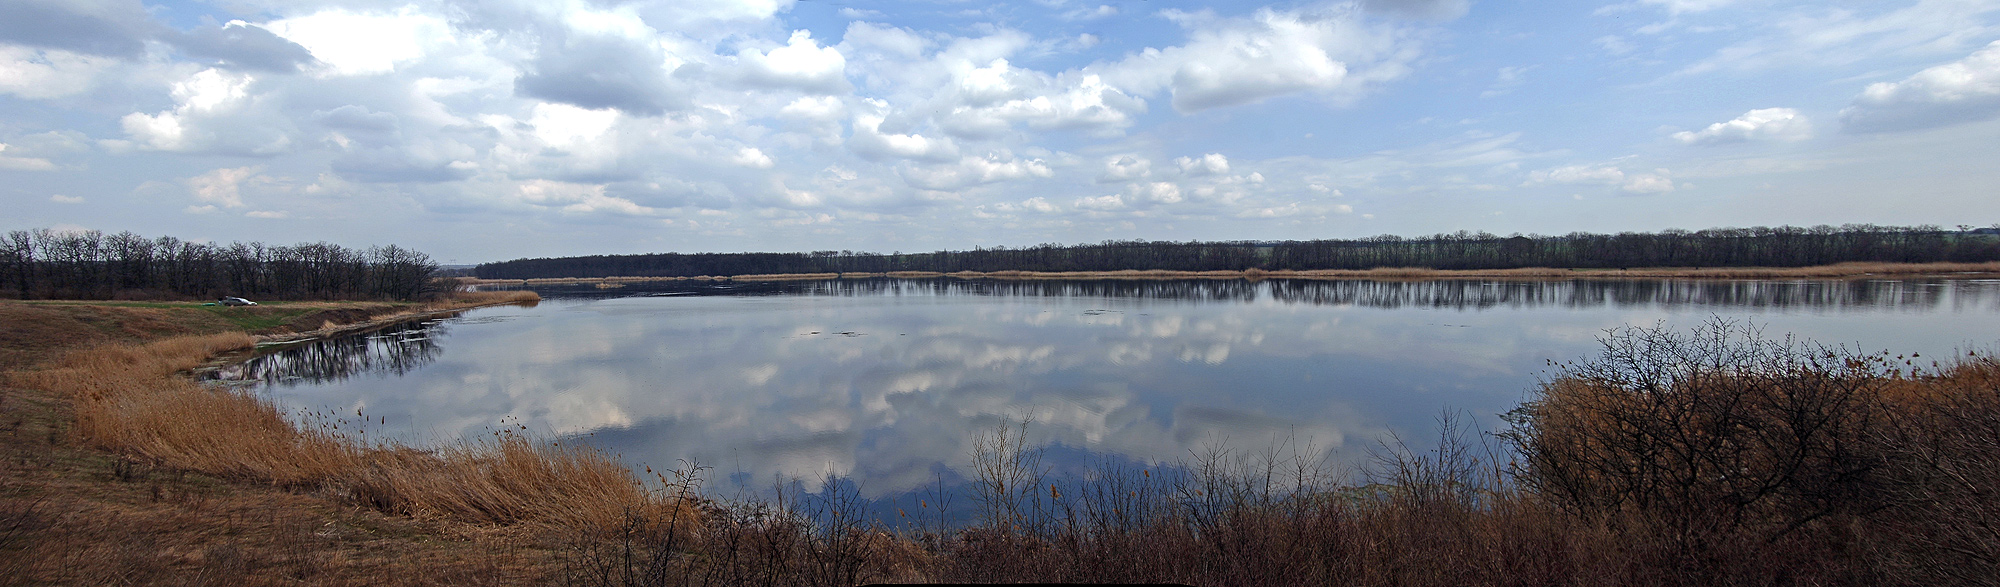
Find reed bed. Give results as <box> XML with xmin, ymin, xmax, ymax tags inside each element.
<box><xmin>447</xmin><ymin>290</ymin><xmax>544</xmax><ymax>305</ymax></box>
<box><xmin>7</xmin><ymin>329</ymin><xmax>683</xmax><ymax>533</ymax></box>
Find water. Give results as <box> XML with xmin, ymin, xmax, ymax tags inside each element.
<box><xmin>210</xmin><ymin>278</ymin><xmax>2000</xmax><ymax>513</ymax></box>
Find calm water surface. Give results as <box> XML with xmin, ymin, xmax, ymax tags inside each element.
<box><xmin>213</xmin><ymin>278</ymin><xmax>2000</xmax><ymax>507</ymax></box>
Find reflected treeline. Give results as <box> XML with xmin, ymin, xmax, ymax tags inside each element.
<box><xmin>1264</xmin><ymin>279</ymin><xmax>2000</xmax><ymax>311</ymax></box>
<box><xmin>542</xmin><ymin>277</ymin><xmax>2000</xmax><ymax>311</ymax></box>
<box><xmin>624</xmin><ymin>277</ymin><xmax>2000</xmax><ymax>311</ymax></box>
<box><xmin>208</xmin><ymin>320</ymin><xmax>448</xmax><ymax>387</ymax></box>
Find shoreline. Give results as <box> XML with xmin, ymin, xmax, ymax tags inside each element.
<box><xmin>458</xmin><ymin>261</ymin><xmax>2000</xmax><ymax>286</ymax></box>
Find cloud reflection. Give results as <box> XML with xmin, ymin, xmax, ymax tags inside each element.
<box><xmin>241</xmin><ymin>278</ymin><xmax>2000</xmax><ymax>501</ymax></box>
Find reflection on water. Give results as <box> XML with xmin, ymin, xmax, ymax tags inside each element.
<box><xmin>518</xmin><ymin>277</ymin><xmax>2000</xmax><ymax>311</ymax></box>
<box><xmin>218</xmin><ymin>278</ymin><xmax>2000</xmax><ymax>522</ymax></box>
<box><xmin>211</xmin><ymin>320</ymin><xmax>450</xmax><ymax>386</ymax></box>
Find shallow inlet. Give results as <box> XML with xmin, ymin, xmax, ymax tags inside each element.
<box><xmin>212</xmin><ymin>277</ymin><xmax>2000</xmax><ymax>522</ymax></box>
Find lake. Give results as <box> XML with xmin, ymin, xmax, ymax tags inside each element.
<box><xmin>210</xmin><ymin>277</ymin><xmax>2000</xmax><ymax>516</ymax></box>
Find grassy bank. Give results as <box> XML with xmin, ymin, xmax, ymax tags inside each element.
<box><xmin>0</xmin><ymin>291</ymin><xmax>662</xmax><ymax>585</ymax></box>
<box><xmin>460</xmin><ymin>260</ymin><xmax>2000</xmax><ymax>287</ymax></box>
<box><xmin>4</xmin><ymin>298</ymin><xmax>1997</xmax><ymax>584</ymax></box>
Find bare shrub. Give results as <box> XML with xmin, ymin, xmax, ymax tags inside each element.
<box><xmin>1504</xmin><ymin>318</ymin><xmax>1897</xmax><ymax>581</ymax></box>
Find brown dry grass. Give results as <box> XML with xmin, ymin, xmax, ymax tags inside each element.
<box><xmin>5</xmin><ymin>329</ymin><xmax>679</xmax><ymax>534</ymax></box>
<box><xmin>449</xmin><ymin>290</ymin><xmax>544</xmax><ymax>305</ymax></box>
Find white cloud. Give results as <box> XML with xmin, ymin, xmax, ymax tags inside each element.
<box><xmin>902</xmin><ymin>154</ymin><xmax>1053</xmax><ymax>190</ymax></box>
<box><xmin>1101</xmin><ymin>7</ymin><xmax>1418</xmax><ymax>112</ymax></box>
<box><xmin>733</xmin><ymin>147</ymin><xmax>776</xmax><ymax>168</ymax></box>
<box><xmin>1673</xmin><ymin>108</ymin><xmax>1814</xmax><ymax>144</ymax></box>
<box><xmin>942</xmin><ymin>72</ymin><xmax>1145</xmax><ymax>137</ymax></box>
<box><xmin>1175</xmin><ymin>153</ymin><xmax>1230</xmax><ymax>175</ymax></box>
<box><xmin>1527</xmin><ymin>163</ymin><xmax>1675</xmax><ymax>193</ymax></box>
<box><xmin>851</xmin><ymin>111</ymin><xmax>959</xmax><ymax>161</ymax></box>
<box><xmin>263</xmin><ymin>7</ymin><xmax>451</xmax><ymax>76</ymax></box>
<box><xmin>1622</xmin><ymin>171</ymin><xmax>1676</xmax><ymax>193</ymax></box>
<box><xmin>246</xmin><ymin>210</ymin><xmax>290</xmax><ymax>219</ymax></box>
<box><xmin>185</xmin><ymin>166</ymin><xmax>262</xmax><ymax>208</ymax></box>
<box><xmin>0</xmin><ymin>144</ymin><xmax>54</xmax><ymax>170</ymax></box>
<box><xmin>119</xmin><ymin>68</ymin><xmax>295</xmax><ymax>155</ymax></box>
<box><xmin>1099</xmin><ymin>155</ymin><xmax>1151</xmax><ymax>183</ymax></box>
<box><xmin>1129</xmin><ymin>181</ymin><xmax>1184</xmax><ymax>205</ymax></box>
<box><xmin>517</xmin><ymin>179</ymin><xmax>657</xmax><ymax>216</ymax></box>
<box><xmin>1841</xmin><ymin>40</ymin><xmax>2000</xmax><ymax>132</ymax></box>
<box><xmin>49</xmin><ymin>194</ymin><xmax>83</xmax><ymax>203</ymax></box>
<box><xmin>1529</xmin><ymin>164</ymin><xmax>1627</xmax><ymax>185</ymax></box>
<box><xmin>738</xmin><ymin>30</ymin><xmax>850</xmax><ymax>94</ymax></box>
<box><xmin>779</xmin><ymin>96</ymin><xmax>846</xmax><ymax>121</ymax></box>
<box><xmin>0</xmin><ymin>45</ymin><xmax>116</xmax><ymax>99</ymax></box>
<box><xmin>1073</xmin><ymin>193</ymin><xmax>1125</xmax><ymax>210</ymax></box>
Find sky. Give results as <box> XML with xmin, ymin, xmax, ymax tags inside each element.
<box><xmin>3</xmin><ymin>0</ymin><xmax>1999</xmax><ymax>264</ymax></box>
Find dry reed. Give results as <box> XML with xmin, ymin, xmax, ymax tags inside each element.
<box><xmin>6</xmin><ymin>327</ymin><xmax>683</xmax><ymax>533</ymax></box>
<box><xmin>450</xmin><ymin>290</ymin><xmax>544</xmax><ymax>305</ymax></box>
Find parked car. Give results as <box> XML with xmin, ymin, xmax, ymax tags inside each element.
<box><xmin>218</xmin><ymin>297</ymin><xmax>258</xmax><ymax>306</ymax></box>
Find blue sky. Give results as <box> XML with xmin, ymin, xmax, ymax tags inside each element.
<box><xmin>3</xmin><ymin>0</ymin><xmax>1998</xmax><ymax>263</ymax></box>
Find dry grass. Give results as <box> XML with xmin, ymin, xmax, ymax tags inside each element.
<box><xmin>5</xmin><ymin>323</ymin><xmax>683</xmax><ymax>535</ymax></box>
<box><xmin>448</xmin><ymin>290</ymin><xmax>544</xmax><ymax>305</ymax></box>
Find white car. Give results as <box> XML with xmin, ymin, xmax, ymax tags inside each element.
<box><xmin>219</xmin><ymin>297</ymin><xmax>258</xmax><ymax>306</ymax></box>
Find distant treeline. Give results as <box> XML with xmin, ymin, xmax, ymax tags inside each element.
<box><xmin>476</xmin><ymin>224</ymin><xmax>2000</xmax><ymax>279</ymax></box>
<box><xmin>1</xmin><ymin>228</ymin><xmax>438</xmax><ymax>301</ymax></box>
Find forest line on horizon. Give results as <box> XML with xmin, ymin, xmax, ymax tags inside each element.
<box><xmin>474</xmin><ymin>224</ymin><xmax>2000</xmax><ymax>280</ymax></box>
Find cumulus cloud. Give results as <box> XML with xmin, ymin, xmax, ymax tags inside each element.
<box><xmin>264</xmin><ymin>7</ymin><xmax>450</xmax><ymax>77</ymax></box>
<box><xmin>738</xmin><ymin>30</ymin><xmax>849</xmax><ymax>94</ymax></box>
<box><xmin>1840</xmin><ymin>41</ymin><xmax>2000</xmax><ymax>133</ymax></box>
<box><xmin>901</xmin><ymin>154</ymin><xmax>1053</xmax><ymax>190</ymax></box>
<box><xmin>851</xmin><ymin>111</ymin><xmax>959</xmax><ymax>162</ymax></box>
<box><xmin>1099</xmin><ymin>155</ymin><xmax>1151</xmax><ymax>183</ymax></box>
<box><xmin>120</xmin><ymin>68</ymin><xmax>295</xmax><ymax>155</ymax></box>
<box><xmin>941</xmin><ymin>72</ymin><xmax>1145</xmax><ymax>138</ymax></box>
<box><xmin>172</xmin><ymin>22</ymin><xmax>318</xmax><ymax>73</ymax></box>
<box><xmin>1672</xmin><ymin>108</ymin><xmax>1813</xmax><ymax>144</ymax></box>
<box><xmin>514</xmin><ymin>31</ymin><xmax>691</xmax><ymax>115</ymax></box>
<box><xmin>1100</xmin><ymin>7</ymin><xmax>1417</xmax><ymax>112</ymax></box>
<box><xmin>1175</xmin><ymin>153</ymin><xmax>1230</xmax><ymax>175</ymax></box>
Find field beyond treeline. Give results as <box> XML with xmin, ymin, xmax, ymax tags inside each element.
<box><xmin>474</xmin><ymin>224</ymin><xmax>2000</xmax><ymax>279</ymax></box>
